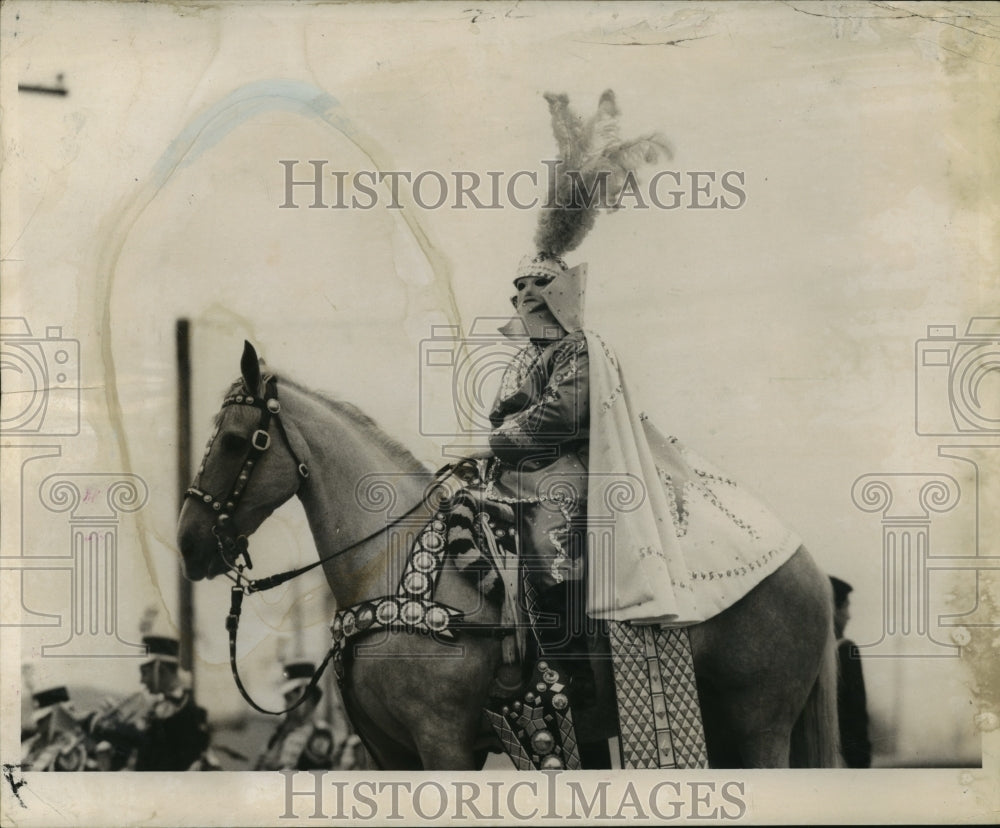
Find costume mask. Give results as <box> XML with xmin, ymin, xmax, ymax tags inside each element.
<box><xmin>499</xmin><ymin>254</ymin><xmax>587</xmax><ymax>340</ymax></box>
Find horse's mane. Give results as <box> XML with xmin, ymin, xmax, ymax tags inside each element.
<box><xmin>218</xmin><ymin>375</ymin><xmax>429</xmax><ymax>475</ymax></box>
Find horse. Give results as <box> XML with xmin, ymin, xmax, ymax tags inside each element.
<box><xmin>177</xmin><ymin>342</ymin><xmax>840</xmax><ymax>770</ymax></box>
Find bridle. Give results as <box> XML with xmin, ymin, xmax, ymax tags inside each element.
<box><xmin>185</xmin><ymin>375</ymin><xmax>310</xmax><ymax>576</ymax></box>
<box><xmin>184</xmin><ymin>375</ymin><xmax>455</xmax><ymax>715</ymax></box>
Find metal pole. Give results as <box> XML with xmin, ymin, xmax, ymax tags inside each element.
<box><xmin>176</xmin><ymin>318</ymin><xmax>196</xmax><ymax>692</ymax></box>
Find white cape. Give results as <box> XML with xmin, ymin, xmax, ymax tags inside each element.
<box><xmin>583</xmin><ymin>331</ymin><xmax>801</xmax><ymax>626</ymax></box>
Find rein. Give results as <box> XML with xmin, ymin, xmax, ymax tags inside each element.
<box><xmin>185</xmin><ymin>375</ymin><xmax>458</xmax><ymax>716</ymax></box>
<box><xmin>222</xmin><ymin>488</ymin><xmax>446</xmax><ymax>716</ymax></box>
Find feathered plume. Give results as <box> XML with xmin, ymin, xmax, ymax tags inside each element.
<box><xmin>535</xmin><ymin>89</ymin><xmax>671</xmax><ymax>257</ymax></box>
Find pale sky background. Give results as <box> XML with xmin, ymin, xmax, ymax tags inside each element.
<box><xmin>2</xmin><ymin>0</ymin><xmax>999</xmax><ymax>820</ymax></box>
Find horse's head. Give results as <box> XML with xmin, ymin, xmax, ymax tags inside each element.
<box><xmin>177</xmin><ymin>341</ymin><xmax>310</xmax><ymax>581</ymax></box>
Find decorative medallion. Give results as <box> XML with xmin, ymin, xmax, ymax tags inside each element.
<box><xmin>400</xmin><ymin>600</ymin><xmax>424</xmax><ymax>626</ymax></box>
<box><xmin>376</xmin><ymin>599</ymin><xmax>399</xmax><ymax>625</ymax></box>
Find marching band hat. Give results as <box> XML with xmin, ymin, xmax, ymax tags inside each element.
<box><xmin>31</xmin><ymin>685</ymin><xmax>70</xmax><ymax>723</ymax></box>
<box><xmin>142</xmin><ymin>634</ymin><xmax>180</xmax><ymax>665</ymax></box>
<box><xmin>829</xmin><ymin>576</ymin><xmax>853</xmax><ymax>608</ymax></box>
<box><xmin>280</xmin><ymin>661</ymin><xmax>316</xmax><ymax>696</ymax></box>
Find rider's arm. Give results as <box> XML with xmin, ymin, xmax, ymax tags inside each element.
<box><xmin>489</xmin><ymin>332</ymin><xmax>589</xmax><ymax>463</ymax></box>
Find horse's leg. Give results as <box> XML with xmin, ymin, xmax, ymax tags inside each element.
<box><xmin>696</xmin><ymin>682</ymin><xmax>748</xmax><ymax>768</ymax></box>
<box><xmin>717</xmin><ymin>685</ymin><xmax>796</xmax><ymax>768</ymax></box>
<box><xmin>406</xmin><ymin>653</ymin><xmax>495</xmax><ymax>771</ymax></box>
<box><xmin>339</xmin><ymin>672</ymin><xmax>423</xmax><ymax>770</ymax></box>
<box><xmin>349</xmin><ymin>629</ymin><xmax>501</xmax><ymax>771</ymax></box>
<box><xmin>413</xmin><ymin>742</ymin><xmax>480</xmax><ymax>770</ymax></box>
<box><xmin>347</xmin><ymin>676</ymin><xmax>472</xmax><ymax>771</ymax></box>
<box><xmin>690</xmin><ymin>546</ymin><xmax>832</xmax><ymax>769</ymax></box>
<box><xmin>696</xmin><ymin>674</ymin><xmax>796</xmax><ymax>767</ymax></box>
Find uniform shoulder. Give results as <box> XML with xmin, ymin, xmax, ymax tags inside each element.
<box><xmin>837</xmin><ymin>638</ymin><xmax>862</xmax><ymax>660</ymax></box>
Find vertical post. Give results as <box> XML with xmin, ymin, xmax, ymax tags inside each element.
<box><xmin>176</xmin><ymin>319</ymin><xmax>196</xmax><ymax>691</ymax></box>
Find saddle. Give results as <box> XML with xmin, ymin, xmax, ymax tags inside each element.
<box><xmin>449</xmin><ymin>486</ymin><xmax>709</xmax><ymax>771</ymax></box>
<box><xmin>441</xmin><ymin>485</ymin><xmax>595</xmax><ymax>770</ymax></box>
<box><xmin>329</xmin><ymin>482</ymin><xmax>707</xmax><ymax>771</ymax></box>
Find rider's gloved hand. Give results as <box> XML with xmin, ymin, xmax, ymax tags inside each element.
<box><xmin>452</xmin><ymin>457</ymin><xmax>484</xmax><ymax>485</ymax></box>
<box><xmin>437</xmin><ymin>452</ymin><xmax>491</xmax><ymax>485</ymax></box>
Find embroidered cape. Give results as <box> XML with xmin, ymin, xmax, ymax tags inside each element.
<box><xmin>583</xmin><ymin>330</ymin><xmax>801</xmax><ymax>625</ymax></box>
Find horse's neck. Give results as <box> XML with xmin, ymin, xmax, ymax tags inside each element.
<box><xmin>282</xmin><ymin>386</ymin><xmax>434</xmax><ymax>609</ymax></box>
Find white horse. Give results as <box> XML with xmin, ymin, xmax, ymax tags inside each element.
<box><xmin>178</xmin><ymin>342</ymin><xmax>840</xmax><ymax>769</ymax></box>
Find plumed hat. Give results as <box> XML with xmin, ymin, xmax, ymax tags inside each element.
<box><xmin>504</xmin><ymin>90</ymin><xmax>669</xmax><ymax>336</ymax></box>
<box><xmin>514</xmin><ymin>251</ymin><xmax>569</xmax><ymax>283</ymax></box>
<box><xmin>536</xmin><ymin>261</ymin><xmax>587</xmax><ymax>334</ymax></box>
<box><xmin>532</xmin><ymin>89</ymin><xmax>670</xmax><ymax>260</ymax></box>
<box><xmin>501</xmin><ymin>253</ymin><xmax>588</xmax><ymax>338</ymax></box>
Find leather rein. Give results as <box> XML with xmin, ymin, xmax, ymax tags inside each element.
<box><xmin>184</xmin><ymin>376</ymin><xmax>454</xmax><ymax>716</ymax></box>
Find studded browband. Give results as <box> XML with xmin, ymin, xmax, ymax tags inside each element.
<box><xmin>185</xmin><ymin>376</ymin><xmax>309</xmax><ymax>522</ymax></box>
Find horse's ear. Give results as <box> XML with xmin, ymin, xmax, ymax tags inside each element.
<box><xmin>241</xmin><ymin>340</ymin><xmax>262</xmax><ymax>395</ymax></box>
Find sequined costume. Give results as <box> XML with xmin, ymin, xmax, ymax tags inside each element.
<box><xmin>486</xmin><ymin>329</ymin><xmax>590</xmax><ymax>591</ymax></box>
<box><xmin>485</xmin><ymin>327</ymin><xmax>615</xmax><ymax>751</ymax></box>
<box><xmin>484</xmin><ymin>268</ymin><xmax>801</xmax><ymax>626</ymax></box>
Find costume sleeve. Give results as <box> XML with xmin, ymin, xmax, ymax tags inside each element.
<box><xmin>489</xmin><ymin>334</ymin><xmax>589</xmax><ymax>464</ymax></box>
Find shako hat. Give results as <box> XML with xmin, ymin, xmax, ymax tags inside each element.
<box><xmin>829</xmin><ymin>576</ymin><xmax>853</xmax><ymax>608</ymax></box>
<box><xmin>31</xmin><ymin>685</ymin><xmax>71</xmax><ymax>723</ymax></box>
<box><xmin>142</xmin><ymin>634</ymin><xmax>180</xmax><ymax>665</ymax></box>
<box><xmin>280</xmin><ymin>661</ymin><xmax>316</xmax><ymax>696</ymax></box>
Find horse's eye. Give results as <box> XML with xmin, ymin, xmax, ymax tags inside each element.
<box><xmin>221</xmin><ymin>433</ymin><xmax>249</xmax><ymax>452</ymax></box>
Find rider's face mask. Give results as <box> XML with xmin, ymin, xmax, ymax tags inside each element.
<box><xmin>500</xmin><ymin>255</ymin><xmax>587</xmax><ymax>340</ymax></box>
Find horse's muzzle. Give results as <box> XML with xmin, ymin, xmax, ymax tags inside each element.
<box><xmin>177</xmin><ymin>523</ymin><xmax>227</xmax><ymax>581</ymax></box>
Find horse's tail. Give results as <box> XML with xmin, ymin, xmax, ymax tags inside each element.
<box><xmin>790</xmin><ymin>623</ymin><xmax>841</xmax><ymax>767</ymax></box>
